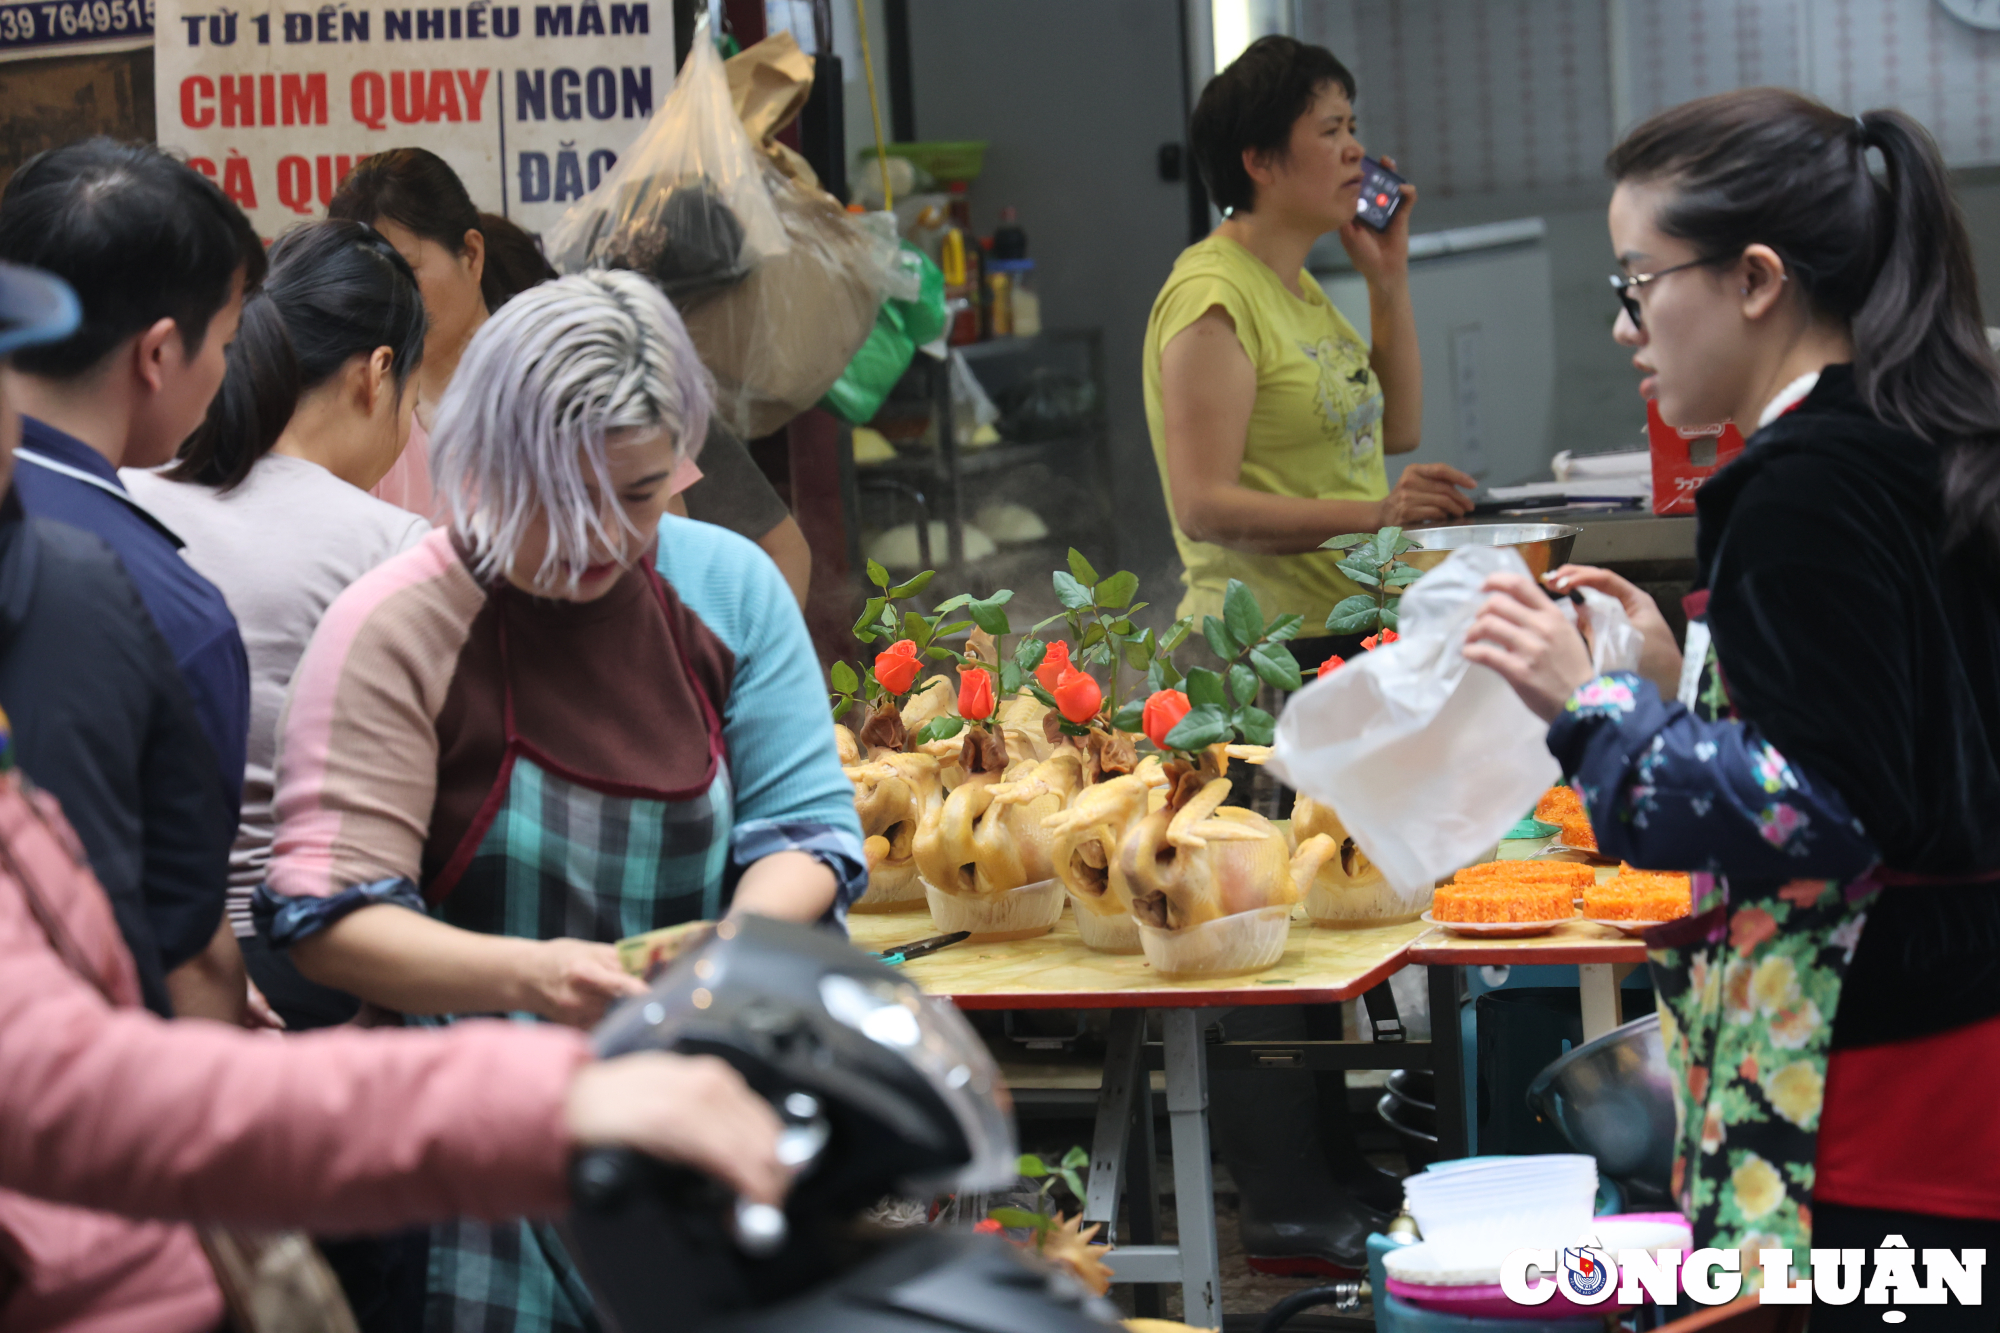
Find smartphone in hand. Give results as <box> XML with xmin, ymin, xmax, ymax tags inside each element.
<box><xmin>1355</xmin><ymin>157</ymin><xmax>1408</xmax><ymax>233</ymax></box>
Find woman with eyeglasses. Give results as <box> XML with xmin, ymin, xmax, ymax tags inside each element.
<box><xmin>1464</xmin><ymin>89</ymin><xmax>2000</xmax><ymax>1306</ymax></box>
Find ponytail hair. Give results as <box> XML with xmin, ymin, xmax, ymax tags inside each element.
<box><xmin>1608</xmin><ymin>89</ymin><xmax>2000</xmax><ymax>558</ymax></box>
<box><xmin>169</xmin><ymin>219</ymin><xmax>427</xmax><ymax>491</ymax></box>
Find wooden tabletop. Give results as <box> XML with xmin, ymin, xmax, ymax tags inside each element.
<box><xmin>1403</xmin><ymin>917</ymin><xmax>1649</xmax><ymax>965</ymax></box>
<box><xmin>846</xmin><ymin>908</ymin><xmax>1428</xmax><ymax>1010</ymax></box>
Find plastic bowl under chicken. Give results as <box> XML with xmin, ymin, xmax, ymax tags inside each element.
<box><xmin>1068</xmin><ymin>892</ymin><xmax>1141</xmax><ymax>953</ymax></box>
<box><xmin>1137</xmin><ymin>904</ymin><xmax>1291</xmax><ymax>978</ymax></box>
<box><xmin>925</xmin><ymin>877</ymin><xmax>1066</xmax><ymax>943</ymax></box>
<box><xmin>850</xmin><ymin>873</ymin><xmax>931</xmax><ymax>914</ymax></box>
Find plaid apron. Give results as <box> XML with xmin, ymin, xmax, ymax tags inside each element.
<box><xmin>1643</xmin><ymin>590</ymin><xmax>1874</xmax><ymax>1276</ymax></box>
<box><xmin>417</xmin><ymin>572</ymin><xmax>732</xmax><ymax>1333</ymax></box>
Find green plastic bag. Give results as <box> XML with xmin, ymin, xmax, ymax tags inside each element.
<box><xmin>821</xmin><ymin>243</ymin><xmax>946</xmax><ymax>425</ymax></box>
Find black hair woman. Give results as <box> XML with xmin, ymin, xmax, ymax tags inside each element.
<box><xmin>1463</xmin><ymin>89</ymin><xmax>2000</xmax><ymax>1309</ymax></box>
<box><xmin>124</xmin><ymin>219</ymin><xmax>434</xmax><ymax>1032</ymax></box>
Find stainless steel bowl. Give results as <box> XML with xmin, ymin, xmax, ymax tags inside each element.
<box><xmin>1525</xmin><ymin>1012</ymin><xmax>1675</xmax><ymax>1198</ymax></box>
<box><xmin>1398</xmin><ymin>523</ymin><xmax>1581</xmax><ymax>582</ymax></box>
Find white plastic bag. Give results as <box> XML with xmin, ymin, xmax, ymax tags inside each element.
<box><xmin>1267</xmin><ymin>545</ymin><xmax>1560</xmax><ymax>894</ymax></box>
<box><xmin>545</xmin><ymin>17</ymin><xmax>788</xmax><ymax>292</ymax></box>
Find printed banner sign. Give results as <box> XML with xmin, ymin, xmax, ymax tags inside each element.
<box><xmin>153</xmin><ymin>0</ymin><xmax>675</xmax><ymax>240</ymax></box>
<box><xmin>1</xmin><ymin>0</ymin><xmax>153</xmax><ymax>64</ymax></box>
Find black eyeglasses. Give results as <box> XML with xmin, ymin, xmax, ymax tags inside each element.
<box><xmin>1607</xmin><ymin>257</ymin><xmax>1713</xmax><ymax>331</ymax></box>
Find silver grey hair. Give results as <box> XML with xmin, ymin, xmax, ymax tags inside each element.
<box><xmin>430</xmin><ymin>268</ymin><xmax>712</xmax><ymax>591</ymax></box>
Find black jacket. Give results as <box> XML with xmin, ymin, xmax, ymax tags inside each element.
<box><xmin>0</xmin><ymin>490</ymin><xmax>233</xmax><ymax>1015</ymax></box>
<box><xmin>1697</xmin><ymin>364</ymin><xmax>2000</xmax><ymax>1046</ymax></box>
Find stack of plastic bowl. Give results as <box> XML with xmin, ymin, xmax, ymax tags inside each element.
<box><xmin>1401</xmin><ymin>1154</ymin><xmax>1598</xmax><ymax>1267</ymax></box>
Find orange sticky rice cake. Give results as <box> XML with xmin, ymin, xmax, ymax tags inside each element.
<box><xmin>1451</xmin><ymin>861</ymin><xmax>1596</xmax><ymax>890</ymax></box>
<box><xmin>1582</xmin><ymin>865</ymin><xmax>1693</xmax><ymax>921</ymax></box>
<box><xmin>1535</xmin><ymin>786</ymin><xmax>1599</xmax><ymax>852</ymax></box>
<box><xmin>1433</xmin><ymin>869</ymin><xmax>1577</xmax><ymax>923</ymax></box>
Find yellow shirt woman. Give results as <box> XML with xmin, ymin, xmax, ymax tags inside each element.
<box><xmin>1146</xmin><ymin>234</ymin><xmax>1389</xmax><ymax>622</ymax></box>
<box><xmin>1148</xmin><ymin>40</ymin><xmax>1473</xmax><ymax>639</ymax></box>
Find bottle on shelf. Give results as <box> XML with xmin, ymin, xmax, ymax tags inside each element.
<box><xmin>992</xmin><ymin>204</ymin><xmax>1028</xmax><ymax>261</ymax></box>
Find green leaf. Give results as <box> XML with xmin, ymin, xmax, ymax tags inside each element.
<box><xmin>1094</xmin><ymin>570</ymin><xmax>1138</xmax><ymax>609</ymax></box>
<box><xmin>1060</xmin><ymin>1145</ymin><xmax>1090</xmax><ymax>1170</ymax></box>
<box><xmin>1161</xmin><ymin>617</ymin><xmax>1195</xmax><ymax>653</ymax></box>
<box><xmin>1016</xmin><ymin>638</ymin><xmax>1047</xmax><ymax>671</ymax></box>
<box><xmin>853</xmin><ymin>597</ymin><xmax>887</xmax><ymax>639</ymax></box>
<box><xmin>1237</xmin><ymin>704</ymin><xmax>1276</xmax><ymax>746</ymax></box>
<box><xmin>1126</xmin><ymin>602</ymin><xmax>1150</xmax><ymax>617</ymax></box>
<box><xmin>1163</xmin><ymin>703</ymin><xmax>1230</xmax><ymax>751</ymax></box>
<box><xmin>903</xmin><ymin>610</ymin><xmax>930</xmax><ymax>649</ymax></box>
<box><xmin>1319</xmin><ymin>532</ymin><xmax>1374</xmax><ymax>551</ymax></box>
<box><xmin>930</xmin><ymin>593</ymin><xmax>973</xmax><ymax>616</ymax></box>
<box><xmin>830</xmin><ymin>660</ymin><xmax>858</xmax><ymax>693</ymax></box>
<box><xmin>1384</xmin><ymin>563</ymin><xmax>1425</xmax><ymax>588</ymax></box>
<box><xmin>1052</xmin><ymin>571</ymin><xmax>1093</xmax><ymax>610</ymax></box>
<box><xmin>1250</xmin><ymin>644</ymin><xmax>1304</xmax><ymax>692</ymax></box>
<box><xmin>969</xmin><ymin>597</ymin><xmax>1012</xmax><ymax>636</ymax></box>
<box><xmin>987</xmin><ymin>1206</ymin><xmax>1046</xmax><ymax>1230</ymax></box>
<box><xmin>1202</xmin><ymin>615</ymin><xmax>1241</xmax><ymax>661</ymax></box>
<box><xmin>1081</xmin><ymin>643</ymin><xmax>1112</xmax><ymax>668</ymax></box>
<box><xmin>1184</xmin><ymin>667</ymin><xmax>1226</xmax><ymax>710</ymax></box>
<box><xmin>1158</xmin><ymin>659</ymin><xmax>1184</xmax><ymax>689</ymax></box>
<box><xmin>913</xmin><ymin>716</ymin><xmax>967</xmax><ymax>745</ymax></box>
<box><xmin>1382</xmin><ymin>605</ymin><xmax>1400</xmax><ymax>630</ymax></box>
<box><xmin>1336</xmin><ymin>556</ymin><xmax>1382</xmax><ymax>588</ymax></box>
<box><xmin>1000</xmin><ymin>661</ymin><xmax>1024</xmax><ymax>695</ymax></box>
<box><xmin>1143</xmin><ymin>660</ymin><xmax>1166</xmax><ymax>695</ymax></box>
<box><xmin>1079</xmin><ymin>622</ymin><xmax>1107</xmax><ymax>649</ymax></box>
<box><xmin>1026</xmin><ymin>682</ymin><xmax>1058</xmax><ymax>709</ymax></box>
<box><xmin>1056</xmin><ymin>1169</ymin><xmax>1087</xmax><ymax>1202</ymax></box>
<box><xmin>1228</xmin><ymin>663</ymin><xmax>1260</xmax><ymax>707</ymax></box>
<box><xmin>1392</xmin><ymin>535</ymin><xmax>1422</xmax><ymax>555</ymax></box>
<box><xmin>934</xmin><ymin>619</ymin><xmax>975</xmax><ymax>638</ymax></box>
<box><xmin>924</xmin><ymin>646</ymin><xmax>955</xmax><ymax>661</ymax></box>
<box><xmin>1325</xmin><ymin>594</ymin><xmax>1379</xmax><ymax>635</ymax></box>
<box><xmin>1066</xmin><ymin>548</ymin><xmax>1100</xmax><ymax>586</ymax></box>
<box><xmin>831</xmin><ymin>695</ymin><xmax>853</xmax><ymax>721</ymax></box>
<box><xmin>1123</xmin><ymin>638</ymin><xmax>1152</xmax><ymax>671</ymax></box>
<box><xmin>1263</xmin><ymin>613</ymin><xmax>1305</xmax><ymax>644</ymax></box>
<box><xmin>887</xmin><ymin>569</ymin><xmax>935</xmax><ymax>600</ymax></box>
<box><xmin>1222</xmin><ymin>580</ymin><xmax>1264</xmax><ymax>652</ymax></box>
<box><xmin>1110</xmin><ymin>699</ymin><xmax>1146</xmax><ymax>732</ymax></box>
<box><xmin>1373</xmin><ymin>526</ymin><xmax>1404</xmax><ymax>563</ymax></box>
<box><xmin>1327</xmin><ymin>603</ymin><xmax>1383</xmax><ymax>635</ymax></box>
<box><xmin>866</xmin><ymin>559</ymin><xmax>891</xmax><ymax>589</ymax></box>
<box><xmin>1016</xmin><ymin>1154</ymin><xmax>1049</xmax><ymax>1178</ymax></box>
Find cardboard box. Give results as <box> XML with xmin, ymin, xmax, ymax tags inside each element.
<box><xmin>1647</xmin><ymin>400</ymin><xmax>1746</xmax><ymax>515</ymax></box>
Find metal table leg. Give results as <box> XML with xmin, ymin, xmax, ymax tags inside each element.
<box><xmin>1083</xmin><ymin>1010</ymin><xmax>1145</xmax><ymax>1240</ymax></box>
<box><xmin>1427</xmin><ymin>965</ymin><xmax>1470</xmax><ymax>1160</ymax></box>
<box><xmin>1578</xmin><ymin>963</ymin><xmax>1624</xmax><ymax>1041</ymax></box>
<box><xmin>1163</xmin><ymin>1008</ymin><xmax>1221</xmax><ymax>1329</ymax></box>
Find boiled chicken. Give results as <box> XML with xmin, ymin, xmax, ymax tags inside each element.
<box><xmin>916</xmin><ymin>748</ymin><xmax>1084</xmax><ymax>896</ymax></box>
<box><xmin>1117</xmin><ymin>749</ymin><xmax>1298</xmax><ymax>932</ymax></box>
<box><xmin>843</xmin><ymin>749</ymin><xmax>945</xmax><ymax>911</ymax></box>
<box><xmin>1289</xmin><ymin>794</ymin><xmax>1425</xmax><ymax>923</ymax></box>
<box><xmin>1041</xmin><ymin>757</ymin><xmax>1167</xmax><ymax>914</ymax></box>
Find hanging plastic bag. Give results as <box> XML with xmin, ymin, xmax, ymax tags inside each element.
<box><xmin>820</xmin><ymin>243</ymin><xmax>947</xmax><ymax>425</ymax></box>
<box><xmin>1267</xmin><ymin>545</ymin><xmax>1562</xmax><ymax>894</ymax></box>
<box><xmin>545</xmin><ymin>17</ymin><xmax>788</xmax><ymax>298</ymax></box>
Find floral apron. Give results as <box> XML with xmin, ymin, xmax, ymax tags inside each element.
<box><xmin>1642</xmin><ymin>591</ymin><xmax>1876</xmax><ymax>1275</ymax></box>
<box><xmin>416</xmin><ymin>572</ymin><xmax>734</xmax><ymax>1333</ymax></box>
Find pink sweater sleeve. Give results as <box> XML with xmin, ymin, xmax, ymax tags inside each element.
<box><xmin>0</xmin><ymin>836</ymin><xmax>593</xmax><ymax>1233</ymax></box>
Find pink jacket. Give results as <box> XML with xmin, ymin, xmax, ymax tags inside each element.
<box><xmin>0</xmin><ymin>774</ymin><xmax>593</xmax><ymax>1333</ymax></box>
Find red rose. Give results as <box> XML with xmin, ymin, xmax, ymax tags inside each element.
<box><xmin>1360</xmin><ymin>630</ymin><xmax>1401</xmax><ymax>651</ymax></box>
<box><xmin>958</xmin><ymin>664</ymin><xmax>996</xmax><ymax>721</ymax></box>
<box><xmin>1317</xmin><ymin>654</ymin><xmax>1346</xmax><ymax>677</ymax></box>
<box><xmin>874</xmin><ymin>639</ymin><xmax>922</xmax><ymax>695</ymax></box>
<box><xmin>1141</xmin><ymin>689</ymin><xmax>1192</xmax><ymax>749</ymax></box>
<box><xmin>1034</xmin><ymin>639</ymin><xmax>1072</xmax><ymax>693</ymax></box>
<box><xmin>1053</xmin><ymin>666</ymin><xmax>1103</xmax><ymax>725</ymax></box>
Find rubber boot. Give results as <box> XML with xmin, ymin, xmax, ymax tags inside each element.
<box><xmin>1210</xmin><ymin>1006</ymin><xmax>1389</xmax><ymax>1275</ymax></box>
